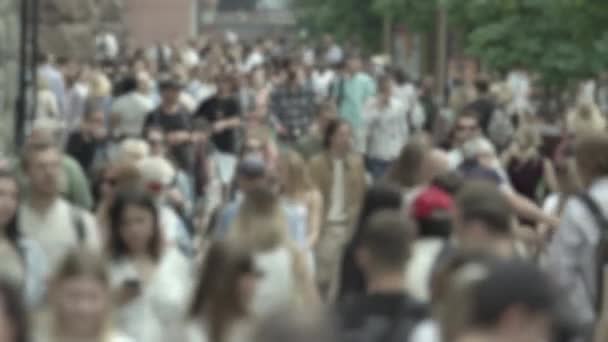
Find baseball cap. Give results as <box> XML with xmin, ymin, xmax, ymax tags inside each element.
<box><xmin>411</xmin><ymin>186</ymin><xmax>454</xmax><ymax>220</ymax></box>
<box><xmin>238</xmin><ymin>155</ymin><xmax>266</xmax><ymax>179</ymax></box>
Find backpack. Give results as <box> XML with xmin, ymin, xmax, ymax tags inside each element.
<box><xmin>338</xmin><ymin>296</ymin><xmax>428</xmax><ymax>342</ymax></box>
<box><xmin>577</xmin><ymin>193</ymin><xmax>608</xmax><ymax>314</ymax></box>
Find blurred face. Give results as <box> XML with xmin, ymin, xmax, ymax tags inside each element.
<box><xmin>498</xmin><ymin>309</ymin><xmax>551</xmax><ymax>342</ymax></box>
<box><xmin>347</xmin><ymin>58</ymin><xmax>362</xmax><ymax>73</ymax></box>
<box><xmin>85</xmin><ymin>111</ymin><xmax>107</xmax><ymax>139</ymax></box>
<box><xmin>54</xmin><ymin>276</ymin><xmax>109</xmax><ymax>337</ymax></box>
<box><xmin>454</xmin><ymin>117</ymin><xmax>480</xmax><ymax>146</ymax></box>
<box><xmin>0</xmin><ymin>178</ymin><xmax>18</xmax><ymax>229</ymax></box>
<box><xmin>161</xmin><ymin>88</ymin><xmax>180</xmax><ymax>107</ymax></box>
<box><xmin>100</xmin><ymin>170</ymin><xmax>117</xmax><ymax>200</ymax></box>
<box><xmin>26</xmin><ymin>148</ymin><xmax>61</xmax><ymax>197</ymax></box>
<box><xmin>147</xmin><ymin>130</ymin><xmax>166</xmax><ymax>156</ymax></box>
<box><xmin>120</xmin><ymin>204</ymin><xmax>156</xmax><ymax>256</ymax></box>
<box><xmin>330</xmin><ymin>124</ymin><xmax>352</xmax><ymax>154</ymax></box>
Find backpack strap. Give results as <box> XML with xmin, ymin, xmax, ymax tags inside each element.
<box><xmin>70</xmin><ymin>206</ymin><xmax>87</xmax><ymax>245</ymax></box>
<box><xmin>577</xmin><ymin>193</ymin><xmax>608</xmax><ymax>314</ymax></box>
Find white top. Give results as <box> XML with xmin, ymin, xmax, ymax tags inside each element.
<box><xmin>182</xmin><ymin>49</ymin><xmax>201</xmax><ymax>68</ymax></box>
<box><xmin>19</xmin><ymin>198</ymin><xmax>100</xmax><ymax>272</ymax></box>
<box><xmin>186</xmin><ymin>319</ymin><xmax>252</xmax><ymax>342</ymax></box>
<box><xmin>312</xmin><ymin>69</ymin><xmax>336</xmax><ymax>101</ymax></box>
<box><xmin>409</xmin><ymin>319</ymin><xmax>442</xmax><ymax>342</ymax></box>
<box><xmin>325</xmin><ymin>45</ymin><xmax>344</xmax><ymax>65</ymax></box>
<box><xmin>405</xmin><ymin>238</ymin><xmax>445</xmax><ymax>302</ymax></box>
<box><xmin>542</xmin><ymin>193</ymin><xmax>560</xmax><ymax>215</ymax></box>
<box><xmin>363</xmin><ymin>97</ymin><xmax>409</xmax><ymax>161</ymax></box>
<box><xmin>327</xmin><ymin>159</ymin><xmax>347</xmax><ymax>222</ymax></box>
<box><xmin>109</xmin><ymin>247</ymin><xmax>193</xmax><ymax>342</ymax></box>
<box><xmin>242</xmin><ymin>51</ymin><xmax>265</xmax><ymax>73</ymax></box>
<box><xmin>111</xmin><ymin>92</ymin><xmax>155</xmax><ymax>137</ymax></box>
<box><xmin>65</xmin><ymin>83</ymin><xmax>89</xmax><ymax>131</ymax></box>
<box><xmin>251</xmin><ymin>246</ymin><xmax>295</xmax><ymax>318</ymax></box>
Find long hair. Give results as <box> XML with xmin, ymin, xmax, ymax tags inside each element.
<box><xmin>385</xmin><ymin>135</ymin><xmax>432</xmax><ymax>189</ymax></box>
<box><xmin>190</xmin><ymin>241</ymin><xmax>257</xmax><ymax>342</ymax></box>
<box><xmin>229</xmin><ymin>186</ymin><xmax>288</xmax><ymax>253</ymax></box>
<box><xmin>0</xmin><ymin>279</ymin><xmax>29</xmax><ymax>342</ymax></box>
<box><xmin>108</xmin><ymin>190</ymin><xmax>162</xmax><ymax>261</ymax></box>
<box><xmin>337</xmin><ymin>183</ymin><xmax>403</xmax><ymax>300</ymax></box>
<box><xmin>0</xmin><ymin>170</ymin><xmax>21</xmax><ymax>248</ymax></box>
<box><xmin>279</xmin><ymin>149</ymin><xmax>316</xmax><ymax>198</ymax></box>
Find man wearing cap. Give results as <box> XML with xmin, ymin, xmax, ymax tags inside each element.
<box><xmin>405</xmin><ymin>186</ymin><xmax>455</xmax><ymax>302</ymax></box>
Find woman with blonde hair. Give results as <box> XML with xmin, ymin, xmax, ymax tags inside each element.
<box><xmin>228</xmin><ymin>186</ymin><xmax>318</xmax><ymax>318</ymax></box>
<box><xmin>277</xmin><ymin>150</ymin><xmax>323</xmax><ymax>269</ymax></box>
<box><xmin>502</xmin><ymin>125</ymin><xmax>558</xmax><ymax>204</ymax></box>
<box><xmin>567</xmin><ymin>102</ymin><xmax>607</xmax><ymax>136</ymax></box>
<box><xmin>86</xmin><ymin>70</ymin><xmax>113</xmax><ymax>120</ymax></box>
<box><xmin>34</xmin><ymin>249</ymin><xmax>133</xmax><ymax>342</ymax></box>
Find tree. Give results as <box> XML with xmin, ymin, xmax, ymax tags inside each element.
<box><xmin>293</xmin><ymin>0</ymin><xmax>437</xmax><ymax>52</ymax></box>
<box><xmin>447</xmin><ymin>0</ymin><xmax>608</xmax><ymax>87</ymax></box>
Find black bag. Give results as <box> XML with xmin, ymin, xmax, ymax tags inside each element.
<box><xmin>337</xmin><ymin>296</ymin><xmax>428</xmax><ymax>342</ymax></box>
<box><xmin>577</xmin><ymin>193</ymin><xmax>608</xmax><ymax>314</ymax></box>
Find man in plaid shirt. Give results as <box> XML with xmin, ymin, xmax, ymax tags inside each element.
<box><xmin>270</xmin><ymin>67</ymin><xmax>316</xmax><ymax>143</ymax></box>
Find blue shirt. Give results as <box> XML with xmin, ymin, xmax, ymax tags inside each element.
<box><xmin>213</xmin><ymin>198</ymin><xmax>307</xmax><ymax>246</ymax></box>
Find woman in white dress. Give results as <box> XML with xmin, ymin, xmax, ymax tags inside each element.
<box><xmin>34</xmin><ymin>250</ymin><xmax>133</xmax><ymax>342</ymax></box>
<box><xmin>187</xmin><ymin>241</ymin><xmax>260</xmax><ymax>342</ymax></box>
<box><xmin>277</xmin><ymin>150</ymin><xmax>323</xmax><ymax>272</ymax></box>
<box><xmin>0</xmin><ymin>170</ymin><xmax>48</xmax><ymax>308</ymax></box>
<box><xmin>107</xmin><ymin>190</ymin><xmax>192</xmax><ymax>342</ymax></box>
<box><xmin>228</xmin><ymin>186</ymin><xmax>319</xmax><ymax>317</ymax></box>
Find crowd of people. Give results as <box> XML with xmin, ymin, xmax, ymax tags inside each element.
<box><xmin>1</xmin><ymin>31</ymin><xmax>608</xmax><ymax>342</ymax></box>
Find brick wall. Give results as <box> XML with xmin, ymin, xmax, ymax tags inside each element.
<box><xmin>126</xmin><ymin>0</ymin><xmax>195</xmax><ymax>47</ymax></box>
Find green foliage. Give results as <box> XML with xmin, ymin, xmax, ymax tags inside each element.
<box><xmin>295</xmin><ymin>0</ymin><xmax>608</xmax><ymax>86</ymax></box>
<box><xmin>447</xmin><ymin>0</ymin><xmax>608</xmax><ymax>86</ymax></box>
<box><xmin>293</xmin><ymin>0</ymin><xmax>437</xmax><ymax>52</ymax></box>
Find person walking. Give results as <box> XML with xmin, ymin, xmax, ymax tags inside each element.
<box><xmin>308</xmin><ymin>119</ymin><xmax>366</xmax><ymax>299</ymax></box>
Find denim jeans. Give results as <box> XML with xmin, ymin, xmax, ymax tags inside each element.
<box><xmin>365</xmin><ymin>156</ymin><xmax>393</xmax><ymax>181</ymax></box>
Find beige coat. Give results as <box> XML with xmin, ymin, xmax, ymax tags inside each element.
<box><xmin>308</xmin><ymin>151</ymin><xmax>366</xmax><ymax>234</ymax></box>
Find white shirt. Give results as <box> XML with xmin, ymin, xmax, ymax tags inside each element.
<box><xmin>251</xmin><ymin>246</ymin><xmax>296</xmax><ymax>318</ymax></box>
<box><xmin>327</xmin><ymin>159</ymin><xmax>347</xmax><ymax>222</ymax></box>
<box><xmin>181</xmin><ymin>49</ymin><xmax>200</xmax><ymax>68</ymax></box>
<box><xmin>405</xmin><ymin>238</ymin><xmax>445</xmax><ymax>302</ymax></box>
<box><xmin>110</xmin><ymin>247</ymin><xmax>193</xmax><ymax>342</ymax></box>
<box><xmin>507</xmin><ymin>71</ymin><xmax>531</xmax><ymax>113</ymax></box>
<box><xmin>312</xmin><ymin>69</ymin><xmax>335</xmax><ymax>101</ymax></box>
<box><xmin>363</xmin><ymin>97</ymin><xmax>409</xmax><ymax>161</ymax></box>
<box><xmin>242</xmin><ymin>51</ymin><xmax>265</xmax><ymax>73</ymax></box>
<box><xmin>111</xmin><ymin>92</ymin><xmax>155</xmax><ymax>137</ymax></box>
<box><xmin>325</xmin><ymin>45</ymin><xmax>343</xmax><ymax>65</ymax></box>
<box><xmin>19</xmin><ymin>198</ymin><xmax>100</xmax><ymax>272</ymax></box>
<box><xmin>65</xmin><ymin>83</ymin><xmax>89</xmax><ymax>131</ymax></box>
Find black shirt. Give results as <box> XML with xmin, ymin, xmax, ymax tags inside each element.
<box><xmin>466</xmin><ymin>97</ymin><xmax>496</xmax><ymax>134</ymax></box>
<box><xmin>336</xmin><ymin>292</ymin><xmax>429</xmax><ymax>342</ymax></box>
<box><xmin>142</xmin><ymin>106</ymin><xmax>191</xmax><ymax>135</ymax></box>
<box><xmin>65</xmin><ymin>131</ymin><xmax>105</xmax><ymax>173</ymax></box>
<box><xmin>195</xmin><ymin>96</ymin><xmax>240</xmax><ymax>154</ymax></box>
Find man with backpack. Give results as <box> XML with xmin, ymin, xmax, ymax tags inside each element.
<box><xmin>19</xmin><ymin>140</ymin><xmax>101</xmax><ymax>271</ymax></box>
<box><xmin>336</xmin><ymin>210</ymin><xmax>428</xmax><ymax>342</ymax></box>
<box><xmin>547</xmin><ymin>132</ymin><xmax>608</xmax><ymax>340</ymax></box>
